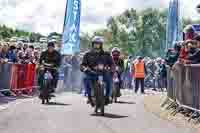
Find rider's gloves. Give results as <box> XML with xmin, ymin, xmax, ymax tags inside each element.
<box><xmin>83</xmin><ymin>67</ymin><xmax>88</xmax><ymax>72</ymax></box>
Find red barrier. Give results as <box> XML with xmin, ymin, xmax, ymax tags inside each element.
<box><xmin>10</xmin><ymin>64</ymin><xmax>36</xmax><ymax>95</ymax></box>
<box><xmin>10</xmin><ymin>64</ymin><xmax>18</xmax><ymax>91</ymax></box>
<box><xmin>24</xmin><ymin>64</ymin><xmax>36</xmax><ymax>93</ymax></box>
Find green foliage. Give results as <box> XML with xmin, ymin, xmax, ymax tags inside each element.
<box><xmin>104</xmin><ymin>8</ymin><xmax>168</xmax><ymax>57</ymax></box>
<box><xmin>0</xmin><ymin>25</ymin><xmax>42</xmax><ymax>42</ymax></box>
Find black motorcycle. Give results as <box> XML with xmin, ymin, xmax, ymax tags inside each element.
<box><xmin>89</xmin><ymin>64</ymin><xmax>110</xmax><ymax>116</ymax></box>
<box><xmin>39</xmin><ymin>63</ymin><xmax>57</xmax><ymax>104</ymax></box>
<box><xmin>112</xmin><ymin>66</ymin><xmax>121</xmax><ymax>103</ymax></box>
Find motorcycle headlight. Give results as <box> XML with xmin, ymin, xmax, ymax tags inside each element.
<box><xmin>98</xmin><ymin>64</ymin><xmax>104</xmax><ymax>70</ymax></box>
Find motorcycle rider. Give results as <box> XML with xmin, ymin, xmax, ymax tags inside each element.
<box><xmin>111</xmin><ymin>47</ymin><xmax>124</xmax><ymax>94</ymax></box>
<box><xmin>80</xmin><ymin>36</ymin><xmax>114</xmax><ymax>106</ymax></box>
<box><xmin>39</xmin><ymin>41</ymin><xmax>62</xmax><ymax>94</ymax></box>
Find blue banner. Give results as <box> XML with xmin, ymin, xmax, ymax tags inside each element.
<box><xmin>166</xmin><ymin>0</ymin><xmax>181</xmax><ymax>49</ymax></box>
<box><xmin>61</xmin><ymin>0</ymin><xmax>81</xmax><ymax>55</ymax></box>
<box><xmin>192</xmin><ymin>24</ymin><xmax>200</xmax><ymax>31</ymax></box>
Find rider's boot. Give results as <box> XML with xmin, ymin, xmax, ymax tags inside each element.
<box><xmin>105</xmin><ymin>96</ymin><xmax>110</xmax><ymax>105</ymax></box>
<box><xmin>87</xmin><ymin>96</ymin><xmax>95</xmax><ymax>107</ymax></box>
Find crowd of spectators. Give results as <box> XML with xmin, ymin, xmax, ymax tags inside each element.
<box><xmin>0</xmin><ymin>42</ymin><xmax>41</xmax><ymax>64</ymax></box>
<box><xmin>165</xmin><ymin>26</ymin><xmax>200</xmax><ymax>67</ymax></box>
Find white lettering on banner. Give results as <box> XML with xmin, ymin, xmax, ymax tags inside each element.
<box><xmin>68</xmin><ymin>0</ymin><xmax>79</xmax><ymax>43</ymax></box>
<box><xmin>69</xmin><ymin>32</ymin><xmax>76</xmax><ymax>42</ymax></box>
<box><xmin>73</xmin><ymin>11</ymin><xmax>77</xmax><ymax>21</ymax></box>
<box><xmin>73</xmin><ymin>0</ymin><xmax>79</xmax><ymax>21</ymax></box>
<box><xmin>70</xmin><ymin>24</ymin><xmax>76</xmax><ymax>32</ymax></box>
<box><xmin>74</xmin><ymin>0</ymin><xmax>79</xmax><ymax>10</ymax></box>
<box><xmin>69</xmin><ymin>23</ymin><xmax>77</xmax><ymax>43</ymax></box>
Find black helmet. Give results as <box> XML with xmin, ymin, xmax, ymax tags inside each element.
<box><xmin>47</xmin><ymin>42</ymin><xmax>55</xmax><ymax>48</ymax></box>
<box><xmin>91</xmin><ymin>36</ymin><xmax>104</xmax><ymax>49</ymax></box>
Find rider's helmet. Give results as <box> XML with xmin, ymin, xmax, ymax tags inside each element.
<box><xmin>91</xmin><ymin>36</ymin><xmax>104</xmax><ymax>49</ymax></box>
<box><xmin>47</xmin><ymin>42</ymin><xmax>55</xmax><ymax>53</ymax></box>
<box><xmin>111</xmin><ymin>47</ymin><xmax>121</xmax><ymax>60</ymax></box>
<box><xmin>111</xmin><ymin>47</ymin><xmax>120</xmax><ymax>55</ymax></box>
<box><xmin>47</xmin><ymin>41</ymin><xmax>55</xmax><ymax>48</ymax></box>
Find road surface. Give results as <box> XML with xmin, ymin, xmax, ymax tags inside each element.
<box><xmin>0</xmin><ymin>91</ymin><xmax>197</xmax><ymax>133</ymax></box>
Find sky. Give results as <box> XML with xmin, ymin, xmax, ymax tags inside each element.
<box><xmin>0</xmin><ymin>0</ymin><xmax>200</xmax><ymax>35</ymax></box>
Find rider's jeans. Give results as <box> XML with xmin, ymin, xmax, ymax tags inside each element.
<box><xmin>84</xmin><ymin>72</ymin><xmax>112</xmax><ymax>97</ymax></box>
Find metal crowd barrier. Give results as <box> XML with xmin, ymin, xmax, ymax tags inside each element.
<box><xmin>167</xmin><ymin>64</ymin><xmax>200</xmax><ymax>112</ymax></box>
<box><xmin>0</xmin><ymin>63</ymin><xmax>37</xmax><ymax>95</ymax></box>
<box><xmin>167</xmin><ymin>66</ymin><xmax>176</xmax><ymax>100</ymax></box>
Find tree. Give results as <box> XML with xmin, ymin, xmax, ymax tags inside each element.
<box><xmin>98</xmin><ymin>8</ymin><xmax>168</xmax><ymax>57</ymax></box>
<box><xmin>80</xmin><ymin>32</ymin><xmax>91</xmax><ymax>51</ymax></box>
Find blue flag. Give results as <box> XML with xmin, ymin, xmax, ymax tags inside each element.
<box><xmin>166</xmin><ymin>0</ymin><xmax>181</xmax><ymax>49</ymax></box>
<box><xmin>61</xmin><ymin>0</ymin><xmax>81</xmax><ymax>55</ymax></box>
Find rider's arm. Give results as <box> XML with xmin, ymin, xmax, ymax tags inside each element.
<box><xmin>55</xmin><ymin>52</ymin><xmax>62</xmax><ymax>67</ymax></box>
<box><xmin>80</xmin><ymin>53</ymin><xmax>89</xmax><ymax>72</ymax></box>
<box><xmin>39</xmin><ymin>52</ymin><xmax>45</xmax><ymax>65</ymax></box>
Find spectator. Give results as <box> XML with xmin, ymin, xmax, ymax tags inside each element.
<box><xmin>132</xmin><ymin>56</ymin><xmax>146</xmax><ymax>94</ymax></box>
<box><xmin>24</xmin><ymin>48</ymin><xmax>33</xmax><ymax>64</ymax></box>
<box><xmin>165</xmin><ymin>42</ymin><xmax>181</xmax><ymax>67</ymax></box>
<box><xmin>187</xmin><ymin>35</ymin><xmax>200</xmax><ymax>64</ymax></box>
<box><xmin>23</xmin><ymin>43</ymin><xmax>28</xmax><ymax>52</ymax></box>
<box><xmin>16</xmin><ymin>42</ymin><xmax>23</xmax><ymax>52</ymax></box>
<box><xmin>7</xmin><ymin>45</ymin><xmax>17</xmax><ymax>63</ymax></box>
<box><xmin>159</xmin><ymin>59</ymin><xmax>167</xmax><ymax>89</ymax></box>
<box><xmin>0</xmin><ymin>43</ymin><xmax>2</xmax><ymax>54</ymax></box>
<box><xmin>33</xmin><ymin>50</ymin><xmax>40</xmax><ymax>64</ymax></box>
<box><xmin>183</xmin><ymin>25</ymin><xmax>196</xmax><ymax>40</ymax></box>
<box><xmin>0</xmin><ymin>44</ymin><xmax>9</xmax><ymax>63</ymax></box>
<box><xmin>178</xmin><ymin>41</ymin><xmax>189</xmax><ymax>63</ymax></box>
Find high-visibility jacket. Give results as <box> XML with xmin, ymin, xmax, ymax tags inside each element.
<box><xmin>133</xmin><ymin>60</ymin><xmax>145</xmax><ymax>78</ymax></box>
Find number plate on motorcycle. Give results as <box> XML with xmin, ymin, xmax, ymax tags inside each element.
<box><xmin>98</xmin><ymin>76</ymin><xmax>103</xmax><ymax>81</ymax></box>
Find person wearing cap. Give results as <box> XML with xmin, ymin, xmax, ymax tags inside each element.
<box><xmin>39</xmin><ymin>42</ymin><xmax>62</xmax><ymax>92</ymax></box>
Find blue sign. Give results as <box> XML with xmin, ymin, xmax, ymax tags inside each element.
<box><xmin>192</xmin><ymin>24</ymin><xmax>200</xmax><ymax>31</ymax></box>
<box><xmin>61</xmin><ymin>0</ymin><xmax>81</xmax><ymax>55</ymax></box>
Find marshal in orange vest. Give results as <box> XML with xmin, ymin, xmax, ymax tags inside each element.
<box><xmin>133</xmin><ymin>60</ymin><xmax>145</xmax><ymax>78</ymax></box>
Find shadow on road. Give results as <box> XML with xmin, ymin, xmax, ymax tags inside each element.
<box><xmin>0</xmin><ymin>96</ymin><xmax>17</xmax><ymax>105</ymax></box>
<box><xmin>45</xmin><ymin>102</ymin><xmax>71</xmax><ymax>106</ymax></box>
<box><xmin>91</xmin><ymin>113</ymin><xmax>128</xmax><ymax>119</ymax></box>
<box><xmin>116</xmin><ymin>101</ymin><xmax>136</xmax><ymax>104</ymax></box>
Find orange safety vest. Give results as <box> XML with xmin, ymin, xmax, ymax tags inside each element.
<box><xmin>133</xmin><ymin>60</ymin><xmax>145</xmax><ymax>78</ymax></box>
